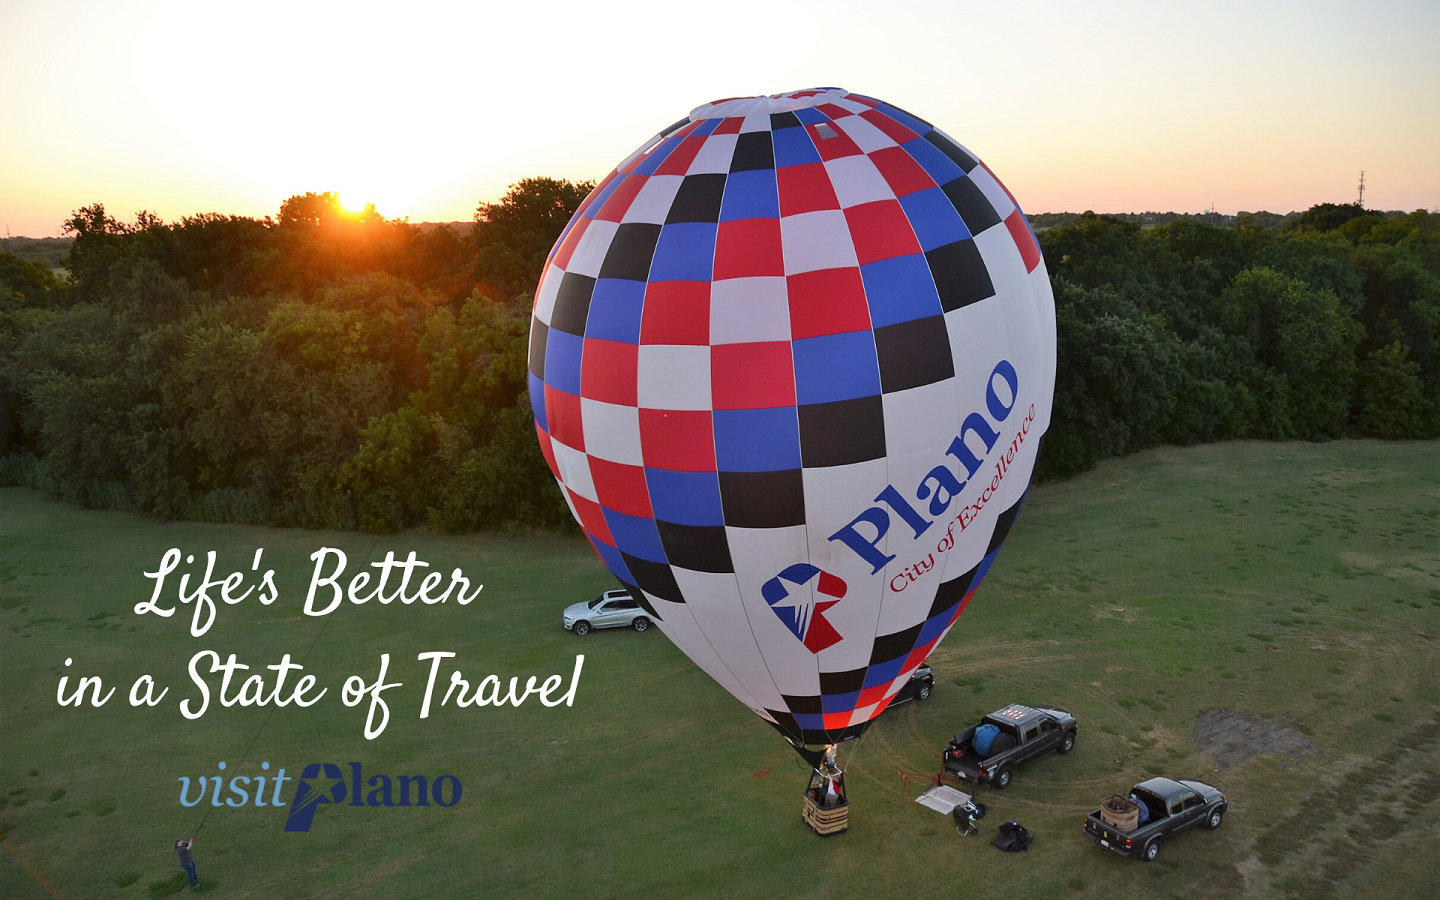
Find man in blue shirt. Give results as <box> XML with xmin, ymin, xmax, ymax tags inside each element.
<box><xmin>174</xmin><ymin>837</ymin><xmax>198</xmax><ymax>888</ymax></box>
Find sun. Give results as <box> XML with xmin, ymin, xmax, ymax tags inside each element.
<box><xmin>337</xmin><ymin>193</ymin><xmax>370</xmax><ymax>215</ymax></box>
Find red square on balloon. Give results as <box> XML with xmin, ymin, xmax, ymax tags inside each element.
<box><xmin>580</xmin><ymin>339</ymin><xmax>638</xmax><ymax>406</ymax></box>
<box><xmin>595</xmin><ymin>175</ymin><xmax>646</xmax><ymax>222</ymax></box>
<box><xmin>868</xmin><ymin>147</ymin><xmax>936</xmax><ymax>197</ymax></box>
<box><xmin>641</xmin><ymin>281</ymin><xmax>710</xmax><ymax>345</ymax></box>
<box><xmin>589</xmin><ymin>458</ymin><xmax>652</xmax><ymax>518</ymax></box>
<box><xmin>569</xmin><ymin>489</ymin><xmax>614</xmax><ymax>546</ymax></box>
<box><xmin>860</xmin><ymin>109</ymin><xmax>920</xmax><ymax>144</ymax></box>
<box><xmin>711</xmin><ymin>117</ymin><xmax>743</xmax><ymax>135</ymax></box>
<box><xmin>807</xmin><ymin>123</ymin><xmax>864</xmax><ymax>162</ymax></box>
<box><xmin>638</xmin><ymin>409</ymin><xmax>715</xmax><ymax>471</ymax></box>
<box><xmin>1006</xmin><ymin>209</ymin><xmax>1041</xmax><ymax>273</ymax></box>
<box><xmin>655</xmin><ymin>135</ymin><xmax>706</xmax><ymax>176</ymax></box>
<box><xmin>714</xmin><ymin>219</ymin><xmax>784</xmax><ymax>279</ymax></box>
<box><xmin>544</xmin><ymin>384</ymin><xmax>584</xmax><ymax>451</ymax></box>
<box><xmin>787</xmin><ymin>267</ymin><xmax>871</xmax><ymax>338</ymax></box>
<box><xmin>778</xmin><ymin>163</ymin><xmax>840</xmax><ymax>217</ymax></box>
<box><xmin>710</xmin><ymin>342</ymin><xmax>795</xmax><ymax>410</ymax></box>
<box><xmin>845</xmin><ymin>200</ymin><xmax>922</xmax><ymax>265</ymax></box>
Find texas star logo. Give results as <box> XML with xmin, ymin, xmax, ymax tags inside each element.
<box><xmin>760</xmin><ymin>565</ymin><xmax>847</xmax><ymax>654</ymax></box>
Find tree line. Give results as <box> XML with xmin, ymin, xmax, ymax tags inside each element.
<box><xmin>1</xmin><ymin>190</ymin><xmax>1436</xmax><ymax>533</ymax></box>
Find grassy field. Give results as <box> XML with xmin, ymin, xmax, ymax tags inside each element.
<box><xmin>2</xmin><ymin>440</ymin><xmax>1438</xmax><ymax>900</ymax></box>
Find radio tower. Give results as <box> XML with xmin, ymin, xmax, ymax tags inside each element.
<box><xmin>1357</xmin><ymin>171</ymin><xmax>1366</xmax><ymax>208</ymax></box>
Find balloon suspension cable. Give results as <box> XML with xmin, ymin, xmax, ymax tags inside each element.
<box><xmin>190</xmin><ymin>532</ymin><xmax>382</xmax><ymax>838</ymax></box>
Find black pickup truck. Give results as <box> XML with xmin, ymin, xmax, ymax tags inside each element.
<box><xmin>1083</xmin><ymin>776</ymin><xmax>1228</xmax><ymax>861</ymax></box>
<box><xmin>942</xmin><ymin>703</ymin><xmax>1078</xmax><ymax>789</ymax></box>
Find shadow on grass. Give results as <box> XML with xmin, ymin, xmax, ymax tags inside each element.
<box><xmin>147</xmin><ymin>872</ymin><xmax>218</xmax><ymax>894</ymax></box>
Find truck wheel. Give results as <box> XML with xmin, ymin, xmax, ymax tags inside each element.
<box><xmin>1142</xmin><ymin>839</ymin><xmax>1160</xmax><ymax>862</ymax></box>
<box><xmin>1059</xmin><ymin>731</ymin><xmax>1076</xmax><ymax>753</ymax></box>
<box><xmin>992</xmin><ymin>768</ymin><xmax>1011</xmax><ymax>790</ymax></box>
<box><xmin>573</xmin><ymin>621</ymin><xmax>591</xmax><ymax>635</ymax></box>
<box><xmin>917</xmin><ymin>681</ymin><xmax>932</xmax><ymax>701</ymax></box>
<box><xmin>1206</xmin><ymin>808</ymin><xmax>1224</xmax><ymax>830</ymax></box>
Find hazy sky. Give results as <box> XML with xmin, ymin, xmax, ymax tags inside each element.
<box><xmin>2</xmin><ymin>0</ymin><xmax>1437</xmax><ymax>236</ymax></box>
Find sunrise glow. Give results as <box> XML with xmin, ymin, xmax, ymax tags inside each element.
<box><xmin>2</xmin><ymin>0</ymin><xmax>1437</xmax><ymax>236</ymax></box>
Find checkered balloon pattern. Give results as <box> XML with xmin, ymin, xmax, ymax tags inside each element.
<box><xmin>529</xmin><ymin>88</ymin><xmax>1057</xmax><ymax>747</ymax></box>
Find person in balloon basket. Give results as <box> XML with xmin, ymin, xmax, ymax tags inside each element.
<box><xmin>174</xmin><ymin>837</ymin><xmax>198</xmax><ymax>888</ymax></box>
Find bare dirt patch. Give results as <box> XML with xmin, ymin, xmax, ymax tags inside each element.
<box><xmin>1193</xmin><ymin>708</ymin><xmax>1317</xmax><ymax>769</ymax></box>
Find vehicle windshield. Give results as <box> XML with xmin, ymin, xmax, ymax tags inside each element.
<box><xmin>587</xmin><ymin>598</ymin><xmax>604</xmax><ymax>609</ymax></box>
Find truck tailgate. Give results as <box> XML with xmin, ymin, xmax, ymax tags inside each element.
<box><xmin>1085</xmin><ymin>812</ymin><xmax>1141</xmax><ymax>855</ymax></box>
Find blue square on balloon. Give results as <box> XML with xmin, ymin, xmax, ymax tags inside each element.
<box><xmin>604</xmin><ymin>509</ymin><xmax>667</xmax><ymax>563</ymax></box>
<box><xmin>634</xmin><ymin>135</ymin><xmax>685</xmax><ymax>176</ymax></box>
<box><xmin>899</xmin><ymin>188</ymin><xmax>972</xmax><ymax>251</ymax></box>
<box><xmin>918</xmin><ymin>611</ymin><xmax>950</xmax><ymax>647</ymax></box>
<box><xmin>589</xmin><ymin>538</ymin><xmax>634</xmax><ymax>583</ymax></box>
<box><xmin>794</xmin><ymin>107</ymin><xmax>829</xmax><ymax>126</ymax></box>
<box><xmin>645</xmin><ymin>469</ymin><xmax>724</xmax><ymax>526</ymax></box>
<box><xmin>543</xmin><ymin>328</ymin><xmax>584</xmax><ymax>395</ymax></box>
<box><xmin>719</xmin><ymin>170</ymin><xmax>780</xmax><ymax>221</ymax></box>
<box><xmin>648</xmin><ymin>223</ymin><xmax>717</xmax><ymax>281</ymax></box>
<box><xmin>772</xmin><ymin>127</ymin><xmax>820</xmax><ymax>168</ymax></box>
<box><xmin>528</xmin><ymin>373</ymin><xmax>547</xmax><ymax>431</ymax></box>
<box><xmin>792</xmin><ymin>332</ymin><xmax>881</xmax><ymax>405</ymax></box>
<box><xmin>792</xmin><ymin>712</ymin><xmax>825</xmax><ymax>730</ymax></box>
<box><xmin>714</xmin><ymin>408</ymin><xmax>801</xmax><ymax>472</ymax></box>
<box><xmin>585</xmin><ymin>174</ymin><xmax>629</xmax><ymax>219</ymax></box>
<box><xmin>903</xmin><ymin>137</ymin><xmax>964</xmax><ymax>186</ymax></box>
<box><xmin>691</xmin><ymin>118</ymin><xmax>721</xmax><ymax>137</ymax></box>
<box><xmin>862</xmin><ymin>657</ymin><xmax>905</xmax><ymax>689</ymax></box>
<box><xmin>584</xmin><ymin>279</ymin><xmax>645</xmax><ymax>344</ymax></box>
<box><xmin>822</xmin><ymin>690</ymin><xmax>860</xmax><ymax>713</ymax></box>
<box><xmin>861</xmin><ymin>255</ymin><xmax>943</xmax><ymax>328</ymax></box>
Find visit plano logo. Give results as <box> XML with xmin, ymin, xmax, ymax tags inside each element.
<box><xmin>177</xmin><ymin>761</ymin><xmax>462</xmax><ymax>831</ymax></box>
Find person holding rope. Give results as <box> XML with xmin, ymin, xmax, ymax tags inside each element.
<box><xmin>174</xmin><ymin>837</ymin><xmax>198</xmax><ymax>888</ymax></box>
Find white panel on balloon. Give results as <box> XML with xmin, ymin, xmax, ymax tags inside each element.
<box><xmin>533</xmin><ymin>264</ymin><xmax>563</xmax><ymax>326</ymax></box>
<box><xmin>826</xmin><ymin>155</ymin><xmax>895</xmax><ymax>209</ymax></box>
<box><xmin>645</xmin><ymin>595</ymin><xmax>768</xmax><ymax>713</ymax></box>
<box><xmin>672</xmin><ymin>567</ymin><xmax>788</xmax><ymax>712</ymax></box>
<box><xmin>881</xmin><ymin>377</ymin><xmax>962</xmax><ymax>457</ymax></box>
<box><xmin>780</xmin><ymin>210</ymin><xmax>859</xmax><ymax>275</ymax></box>
<box><xmin>726</xmin><ymin>523</ymin><xmax>823</xmax><ymax>697</ymax></box>
<box><xmin>636</xmin><ymin>345</ymin><xmax>711</xmax><ymax>411</ymax></box>
<box><xmin>943</xmin><ymin>299</ymin><xmax>1009</xmax><ymax>405</ymax></box>
<box><xmin>579</xmin><ymin>399</ymin><xmax>643</xmax><ymax>466</ymax></box>
<box><xmin>621</xmin><ymin>175</ymin><xmax>685</xmax><ymax>226</ymax></box>
<box><xmin>686</xmin><ymin>133</ymin><xmax>739</xmax><ymax>175</ymax></box>
<box><xmin>832</xmin><ymin>114</ymin><xmax>897</xmax><ymax>154</ymax></box>
<box><xmin>709</xmin><ymin>277</ymin><xmax>790</xmax><ymax>345</ymax></box>
<box><xmin>973</xmin><ymin>225</ymin><xmax>1030</xmax><ymax>307</ymax></box>
<box><xmin>550</xmin><ymin>441</ymin><xmax>596</xmax><ymax>502</ymax></box>
<box><xmin>565</xmin><ymin>219</ymin><xmax>619</xmax><ymax>279</ymax></box>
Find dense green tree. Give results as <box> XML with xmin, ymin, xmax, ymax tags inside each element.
<box><xmin>1282</xmin><ymin>202</ymin><xmax>1368</xmax><ymax>234</ymax></box>
<box><xmin>1355</xmin><ymin>341</ymin><xmax>1434</xmax><ymax>438</ymax></box>
<box><xmin>473</xmin><ymin>178</ymin><xmax>594</xmax><ymax>301</ymax></box>
<box><xmin>1213</xmin><ymin>267</ymin><xmax>1360</xmax><ymax>440</ymax></box>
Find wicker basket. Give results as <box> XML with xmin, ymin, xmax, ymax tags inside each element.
<box><xmin>1099</xmin><ymin>794</ymin><xmax>1139</xmax><ymax>831</ymax></box>
<box><xmin>802</xmin><ymin>794</ymin><xmax>849</xmax><ymax>835</ymax></box>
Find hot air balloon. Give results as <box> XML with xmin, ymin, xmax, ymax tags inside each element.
<box><xmin>527</xmin><ymin>88</ymin><xmax>1056</xmax><ymax>814</ymax></box>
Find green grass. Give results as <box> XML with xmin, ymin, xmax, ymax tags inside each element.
<box><xmin>1</xmin><ymin>439</ymin><xmax>1438</xmax><ymax>899</ymax></box>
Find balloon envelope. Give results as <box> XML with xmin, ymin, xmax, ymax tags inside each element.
<box><xmin>528</xmin><ymin>88</ymin><xmax>1056</xmax><ymax>746</ymax></box>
